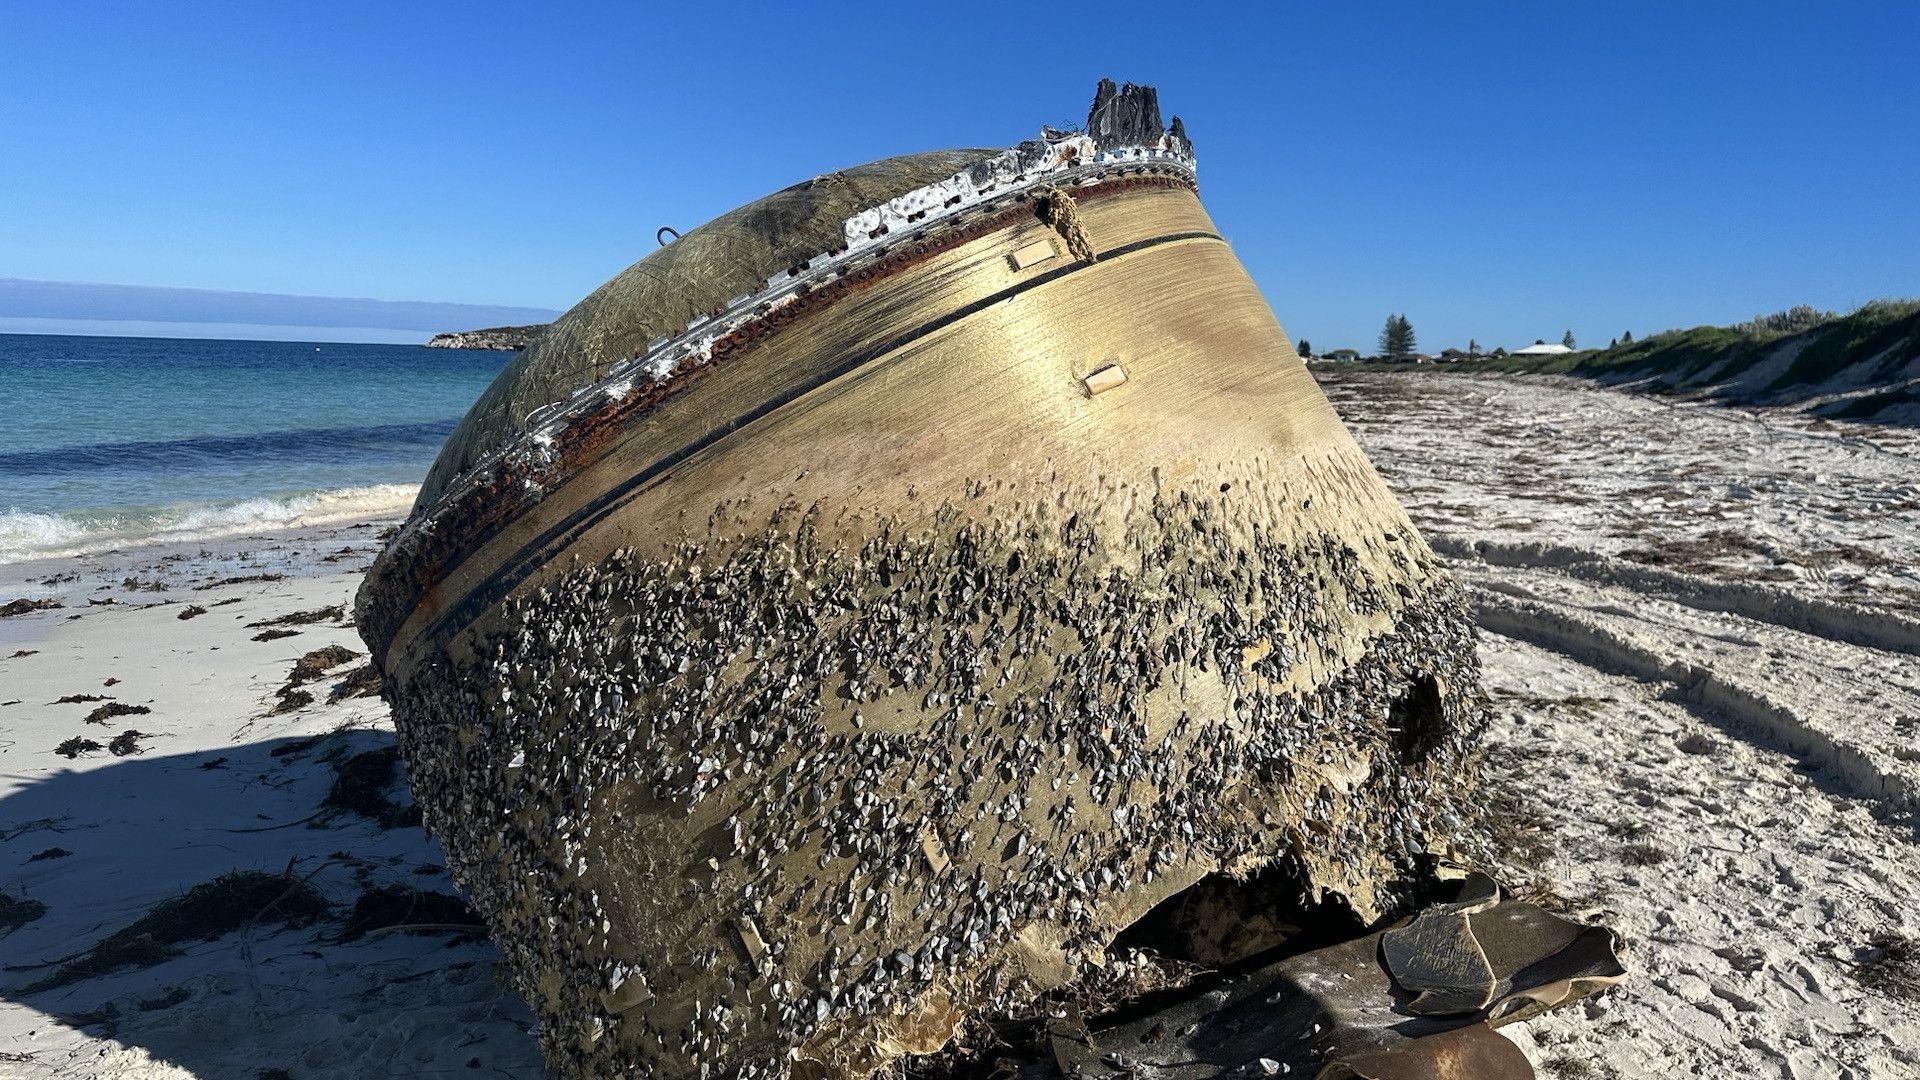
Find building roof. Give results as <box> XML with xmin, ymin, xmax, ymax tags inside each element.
<box><xmin>1512</xmin><ymin>343</ymin><xmax>1574</xmax><ymax>356</ymax></box>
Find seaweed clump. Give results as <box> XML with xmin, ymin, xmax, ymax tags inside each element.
<box><xmin>337</xmin><ymin>884</ymin><xmax>485</xmax><ymax>941</ymax></box>
<box><xmin>84</xmin><ymin>701</ymin><xmax>150</xmax><ymax>725</ymax></box>
<box><xmin>328</xmin><ymin>663</ymin><xmax>383</xmax><ymax>702</ymax></box>
<box><xmin>0</xmin><ymin>597</ymin><xmax>62</xmax><ymax>617</ymax></box>
<box><xmin>324</xmin><ymin>746</ymin><xmax>422</xmax><ymax>828</ymax></box>
<box><xmin>26</xmin><ymin>870</ymin><xmax>330</xmax><ymax>991</ymax></box>
<box><xmin>54</xmin><ymin>737</ymin><xmax>105</xmax><ymax>759</ymax></box>
<box><xmin>247</xmin><ymin>604</ymin><xmax>345</xmax><ymax>629</ymax></box>
<box><xmin>1855</xmin><ymin>932</ymin><xmax>1920</xmax><ymax>1001</ymax></box>
<box><xmin>1</xmin><ymin>891</ymin><xmax>48</xmax><ymax>933</ymax></box>
<box><xmin>290</xmin><ymin>645</ymin><xmax>361</xmax><ymax>684</ymax></box>
<box><xmin>267</xmin><ymin>645</ymin><xmax>363</xmax><ymax>714</ymax></box>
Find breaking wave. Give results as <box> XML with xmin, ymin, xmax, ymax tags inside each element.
<box><xmin>0</xmin><ymin>484</ymin><xmax>417</xmax><ymax>565</ymax></box>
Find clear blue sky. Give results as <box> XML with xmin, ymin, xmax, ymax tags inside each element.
<box><xmin>2</xmin><ymin>2</ymin><xmax>1915</xmax><ymax>352</ymax></box>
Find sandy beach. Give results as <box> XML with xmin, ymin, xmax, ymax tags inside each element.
<box><xmin>4</xmin><ymin>373</ymin><xmax>1919</xmax><ymax>1078</ymax></box>
<box><xmin>1321</xmin><ymin>371</ymin><xmax>1920</xmax><ymax>1078</ymax></box>
<box><xmin>0</xmin><ymin>517</ymin><xmax>544</xmax><ymax>1078</ymax></box>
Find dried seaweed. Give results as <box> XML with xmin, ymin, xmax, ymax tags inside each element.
<box><xmin>25</xmin><ymin>871</ymin><xmax>329</xmax><ymax>990</ymax></box>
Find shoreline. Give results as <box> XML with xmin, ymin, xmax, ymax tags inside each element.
<box><xmin>0</xmin><ymin>484</ymin><xmax>421</xmax><ymax>575</ymax></box>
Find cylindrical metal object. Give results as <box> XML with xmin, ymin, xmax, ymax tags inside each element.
<box><xmin>360</xmin><ymin>86</ymin><xmax>1483</xmax><ymax>1080</ymax></box>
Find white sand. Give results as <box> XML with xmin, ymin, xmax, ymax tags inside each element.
<box><xmin>3</xmin><ymin>373</ymin><xmax>1916</xmax><ymax>1077</ymax></box>
<box><xmin>1322</xmin><ymin>370</ymin><xmax>1920</xmax><ymax>1078</ymax></box>
<box><xmin>0</xmin><ymin>521</ymin><xmax>542</xmax><ymax>1078</ymax></box>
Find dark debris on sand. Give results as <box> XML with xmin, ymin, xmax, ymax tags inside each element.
<box><xmin>1</xmin><ymin>891</ymin><xmax>48</xmax><ymax>933</ymax></box>
<box><xmin>177</xmin><ymin>604</ymin><xmax>208</xmax><ymax>620</ymax></box>
<box><xmin>1</xmin><ymin>598</ymin><xmax>63</xmax><ymax>618</ymax></box>
<box><xmin>24</xmin><ymin>870</ymin><xmax>330</xmax><ymax>991</ymax></box>
<box><xmin>336</xmin><ymin>884</ymin><xmax>483</xmax><ymax>941</ymax></box>
<box><xmin>84</xmin><ymin>701</ymin><xmax>151</xmax><ymax>726</ymax></box>
<box><xmin>192</xmin><ymin>574</ymin><xmax>287</xmax><ymax>591</ymax></box>
<box><xmin>268</xmin><ymin>688</ymin><xmax>313</xmax><ymax>715</ymax></box>
<box><xmin>324</xmin><ymin>746</ymin><xmax>422</xmax><ymax>829</ymax></box>
<box><xmin>289</xmin><ymin>645</ymin><xmax>360</xmax><ymax>685</ymax></box>
<box><xmin>28</xmin><ymin>847</ymin><xmax>73</xmax><ymax>862</ymax></box>
<box><xmin>247</xmin><ymin>604</ymin><xmax>344</xmax><ymax>629</ymax></box>
<box><xmin>252</xmin><ymin>628</ymin><xmax>301</xmax><ymax>642</ymax></box>
<box><xmin>54</xmin><ymin>737</ymin><xmax>105</xmax><ymax>759</ymax></box>
<box><xmin>328</xmin><ymin>663</ymin><xmax>383</xmax><ymax>703</ymax></box>
<box><xmin>269</xmin><ymin>735</ymin><xmax>324</xmax><ymax>758</ymax></box>
<box><xmin>268</xmin><ymin>645</ymin><xmax>364</xmax><ymax>715</ymax></box>
<box><xmin>1855</xmin><ymin>932</ymin><xmax>1920</xmax><ymax>1001</ymax></box>
<box><xmin>107</xmin><ymin>730</ymin><xmax>150</xmax><ymax>757</ymax></box>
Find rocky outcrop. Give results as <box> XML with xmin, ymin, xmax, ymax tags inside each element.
<box><xmin>424</xmin><ymin>325</ymin><xmax>547</xmax><ymax>351</ymax></box>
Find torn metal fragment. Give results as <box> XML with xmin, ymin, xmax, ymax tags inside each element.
<box><xmin>1046</xmin><ymin>891</ymin><xmax>1623</xmax><ymax>1080</ymax></box>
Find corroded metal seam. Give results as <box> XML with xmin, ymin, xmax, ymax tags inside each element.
<box><xmin>364</xmin><ymin>167</ymin><xmax>1199</xmax><ymax>662</ymax></box>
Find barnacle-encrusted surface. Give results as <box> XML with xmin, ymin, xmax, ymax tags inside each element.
<box><xmin>389</xmin><ymin>468</ymin><xmax>1483</xmax><ymax>1080</ymax></box>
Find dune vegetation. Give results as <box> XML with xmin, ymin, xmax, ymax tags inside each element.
<box><xmin>1319</xmin><ymin>300</ymin><xmax>1920</xmax><ymax>424</ymax></box>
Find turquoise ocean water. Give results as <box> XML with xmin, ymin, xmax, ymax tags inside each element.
<box><xmin>0</xmin><ymin>333</ymin><xmax>508</xmax><ymax>563</ymax></box>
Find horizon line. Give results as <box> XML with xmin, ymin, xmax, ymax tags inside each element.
<box><xmin>0</xmin><ymin>276</ymin><xmax>560</xmax><ymax>336</ymax></box>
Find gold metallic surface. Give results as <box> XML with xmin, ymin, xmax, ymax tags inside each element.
<box><xmin>365</xmin><ymin>175</ymin><xmax>1486</xmax><ymax>1080</ymax></box>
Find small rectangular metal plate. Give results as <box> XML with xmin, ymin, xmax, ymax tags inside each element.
<box><xmin>1009</xmin><ymin>239</ymin><xmax>1059</xmax><ymax>271</ymax></box>
<box><xmin>1084</xmin><ymin>364</ymin><xmax>1128</xmax><ymax>396</ymax></box>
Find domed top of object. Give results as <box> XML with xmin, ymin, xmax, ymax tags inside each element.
<box><xmin>415</xmin><ymin>81</ymin><xmax>1193</xmax><ymax>514</ymax></box>
<box><xmin>420</xmin><ymin>148</ymin><xmax>1001</xmax><ymax>502</ymax></box>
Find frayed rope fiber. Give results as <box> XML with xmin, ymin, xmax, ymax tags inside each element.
<box><xmin>1036</xmin><ymin>185</ymin><xmax>1096</xmax><ymax>263</ymax></box>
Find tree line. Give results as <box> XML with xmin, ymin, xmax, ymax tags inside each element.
<box><xmin>1291</xmin><ymin>316</ymin><xmax>1633</xmax><ymax>359</ymax></box>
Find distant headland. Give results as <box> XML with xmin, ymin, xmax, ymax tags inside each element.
<box><xmin>0</xmin><ymin>277</ymin><xmax>559</xmax><ymax>345</ymax></box>
<box><xmin>425</xmin><ymin>325</ymin><xmax>547</xmax><ymax>351</ymax></box>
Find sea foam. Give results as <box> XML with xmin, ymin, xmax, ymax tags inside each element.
<box><xmin>0</xmin><ymin>484</ymin><xmax>417</xmax><ymax>565</ymax></box>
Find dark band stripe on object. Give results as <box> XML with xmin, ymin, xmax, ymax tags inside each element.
<box><xmin>407</xmin><ymin>228</ymin><xmax>1225</xmax><ymax>657</ymax></box>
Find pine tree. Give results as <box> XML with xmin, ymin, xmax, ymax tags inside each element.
<box><xmin>1562</xmin><ymin>329</ymin><xmax>1576</xmax><ymax>349</ymax></box>
<box><xmin>1468</xmin><ymin>338</ymin><xmax>1479</xmax><ymax>356</ymax></box>
<box><xmin>1297</xmin><ymin>339</ymin><xmax>1313</xmax><ymax>358</ymax></box>
<box><xmin>1379</xmin><ymin>315</ymin><xmax>1416</xmax><ymax>358</ymax></box>
<box><xmin>1622</xmin><ymin>330</ymin><xmax>1634</xmax><ymax>344</ymax></box>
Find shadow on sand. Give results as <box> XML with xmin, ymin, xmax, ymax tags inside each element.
<box><xmin>0</xmin><ymin>729</ymin><xmax>545</xmax><ymax>1078</ymax></box>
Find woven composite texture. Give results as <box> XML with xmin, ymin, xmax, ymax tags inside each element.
<box><xmin>418</xmin><ymin>149</ymin><xmax>1001</xmax><ymax>504</ymax></box>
